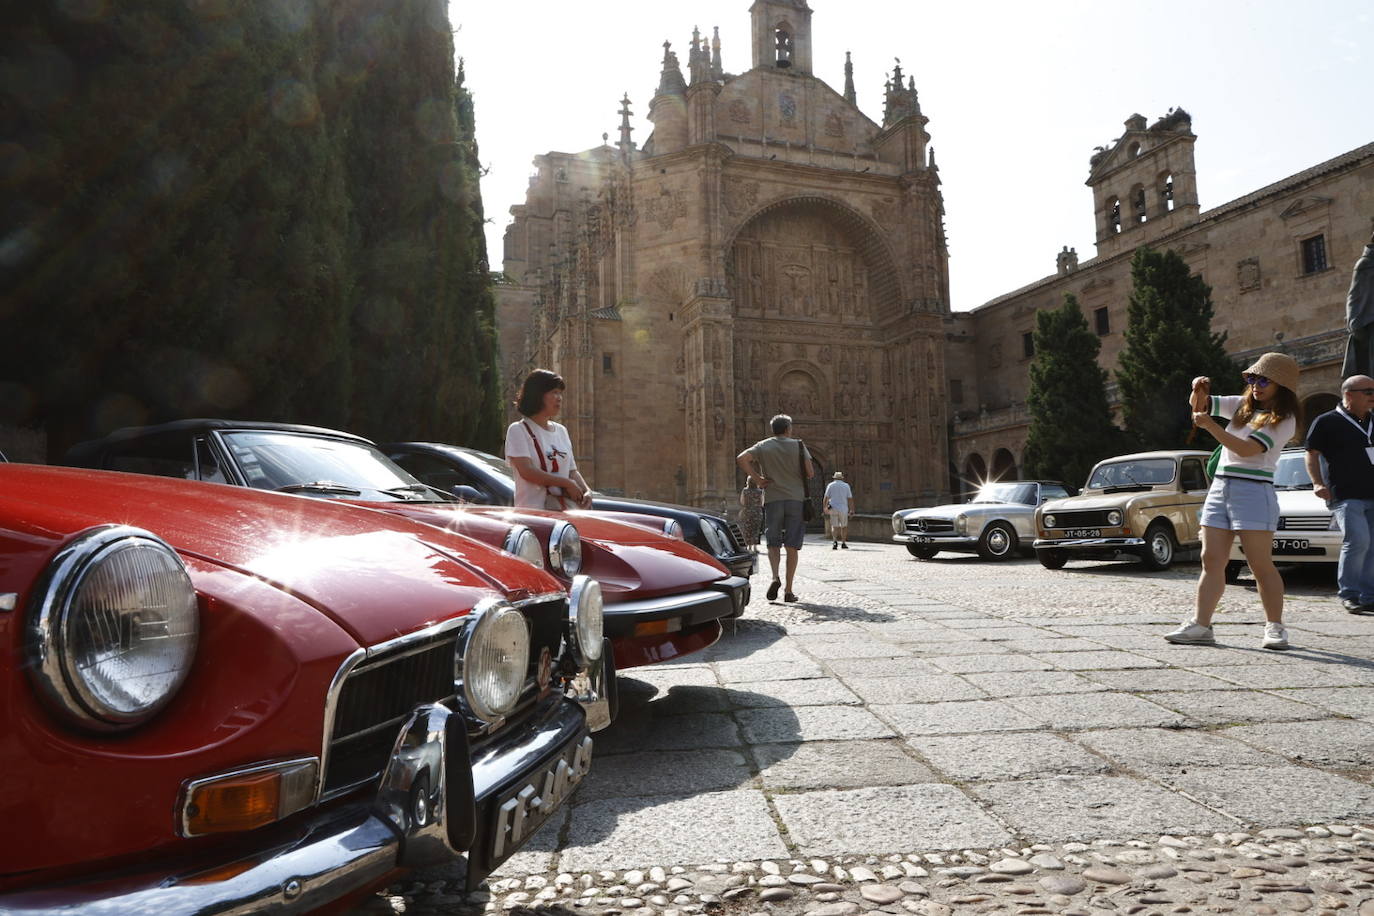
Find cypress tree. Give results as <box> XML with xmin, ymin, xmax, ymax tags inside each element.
<box><xmin>1116</xmin><ymin>246</ymin><xmax>1240</xmax><ymax>450</ymax></box>
<box><xmin>1022</xmin><ymin>294</ymin><xmax>1122</xmax><ymax>489</ymax></box>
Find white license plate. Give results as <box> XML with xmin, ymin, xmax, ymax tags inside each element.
<box><xmin>1272</xmin><ymin>537</ymin><xmax>1310</xmax><ymax>553</ymax></box>
<box><xmin>912</xmin><ymin>535</ymin><xmax>933</xmax><ymax>544</ymax></box>
<box><xmin>488</xmin><ymin>734</ymin><xmax>592</xmax><ymax>868</ymax></box>
<box><xmin>1065</xmin><ymin>528</ymin><xmax>1101</xmax><ymax>538</ymax></box>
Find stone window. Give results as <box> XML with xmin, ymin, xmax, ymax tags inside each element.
<box><xmin>1107</xmin><ymin>197</ymin><xmax>1121</xmax><ymax>234</ymax></box>
<box><xmin>602</xmin><ymin>353</ymin><xmax>615</xmax><ymax>375</ymax></box>
<box><xmin>773</xmin><ymin>27</ymin><xmax>792</xmax><ymax>68</ymax></box>
<box><xmin>1131</xmin><ymin>184</ymin><xmax>1147</xmax><ymax>224</ymax></box>
<box><xmin>950</xmin><ymin>379</ymin><xmax>963</xmax><ymax>405</ymax></box>
<box><xmin>1022</xmin><ymin>331</ymin><xmax>1034</xmax><ymax>360</ymax></box>
<box><xmin>1301</xmin><ymin>234</ymin><xmax>1328</xmax><ymax>274</ymax></box>
<box><xmin>1095</xmin><ymin>306</ymin><xmax>1110</xmax><ymax>336</ymax></box>
<box><xmin>1159</xmin><ymin>173</ymin><xmax>1175</xmax><ymax>213</ymax></box>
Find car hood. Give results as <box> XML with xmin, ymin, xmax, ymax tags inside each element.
<box><xmin>1041</xmin><ymin>490</ymin><xmax>1175</xmax><ymax>512</ymax></box>
<box><xmin>1276</xmin><ymin>488</ymin><xmax>1329</xmax><ymax>513</ymax></box>
<box><xmin>356</xmin><ymin>503</ymin><xmax>730</xmax><ymax>599</ymax></box>
<box><xmin>0</xmin><ymin>465</ymin><xmax>561</xmax><ymax>648</ymax></box>
<box><xmin>897</xmin><ymin>501</ymin><xmax>1028</xmax><ymax>519</ymax></box>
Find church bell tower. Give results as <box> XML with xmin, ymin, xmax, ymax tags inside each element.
<box><xmin>749</xmin><ymin>0</ymin><xmax>813</xmax><ymax>74</ymax></box>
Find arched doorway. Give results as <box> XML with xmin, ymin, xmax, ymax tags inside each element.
<box><xmin>990</xmin><ymin>448</ymin><xmax>1018</xmax><ymax>481</ymax></box>
<box><xmin>1303</xmin><ymin>393</ymin><xmax>1339</xmax><ymax>439</ymax></box>
<box><xmin>962</xmin><ymin>454</ymin><xmax>987</xmax><ymax>495</ymax></box>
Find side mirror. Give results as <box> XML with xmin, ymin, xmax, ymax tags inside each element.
<box><xmin>451</xmin><ymin>485</ymin><xmax>488</xmax><ymax>504</ymax></box>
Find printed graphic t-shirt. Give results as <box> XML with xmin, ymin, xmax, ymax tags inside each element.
<box><xmin>504</xmin><ymin>419</ymin><xmax>577</xmax><ymax>509</ymax></box>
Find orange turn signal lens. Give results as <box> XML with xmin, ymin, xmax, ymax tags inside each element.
<box><xmin>181</xmin><ymin>759</ymin><xmax>317</xmax><ymax>837</ymax></box>
<box><xmin>632</xmin><ymin>618</ymin><xmax>683</xmax><ymax>638</ymax></box>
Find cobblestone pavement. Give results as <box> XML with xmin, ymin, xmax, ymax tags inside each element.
<box><xmin>357</xmin><ymin>539</ymin><xmax>1374</xmax><ymax>915</ymax></box>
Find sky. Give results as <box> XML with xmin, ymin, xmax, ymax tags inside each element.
<box><xmin>453</xmin><ymin>1</ymin><xmax>1370</xmax><ymax>312</ymax></box>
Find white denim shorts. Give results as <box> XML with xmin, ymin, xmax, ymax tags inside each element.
<box><xmin>1199</xmin><ymin>476</ymin><xmax>1279</xmax><ymax>532</ymax></box>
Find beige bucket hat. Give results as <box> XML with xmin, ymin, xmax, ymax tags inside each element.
<box><xmin>1242</xmin><ymin>352</ymin><xmax>1300</xmax><ymax>393</ymax></box>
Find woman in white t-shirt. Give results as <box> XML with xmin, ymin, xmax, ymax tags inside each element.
<box><xmin>503</xmin><ymin>369</ymin><xmax>593</xmax><ymax>511</ymax></box>
<box><xmin>1165</xmin><ymin>352</ymin><xmax>1302</xmax><ymax>650</ymax></box>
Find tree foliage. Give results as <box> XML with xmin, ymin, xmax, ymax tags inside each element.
<box><xmin>0</xmin><ymin>0</ymin><xmax>501</xmax><ymax>457</ymax></box>
<box><xmin>1022</xmin><ymin>294</ymin><xmax>1122</xmax><ymax>488</ymax></box>
<box><xmin>1116</xmin><ymin>247</ymin><xmax>1240</xmax><ymax>451</ymax></box>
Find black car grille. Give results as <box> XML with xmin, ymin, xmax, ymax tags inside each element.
<box><xmin>1280</xmin><ymin>514</ymin><xmax>1332</xmax><ymax>531</ymax></box>
<box><xmin>725</xmin><ymin>522</ymin><xmax>746</xmax><ymax>552</ymax></box>
<box><xmin>322</xmin><ymin>598</ymin><xmax>569</xmax><ymax>797</ymax></box>
<box><xmin>1045</xmin><ymin>510</ymin><xmax>1110</xmax><ymax>528</ymax></box>
<box><xmin>904</xmin><ymin>517</ymin><xmax>954</xmax><ymax>533</ymax></box>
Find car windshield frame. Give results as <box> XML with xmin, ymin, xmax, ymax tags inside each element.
<box><xmin>971</xmin><ymin>482</ymin><xmax>1037</xmax><ymax>506</ymax></box>
<box><xmin>221</xmin><ymin>430</ymin><xmax>451</xmax><ymax>500</ymax></box>
<box><xmin>1087</xmin><ymin>458</ymin><xmax>1178</xmax><ymax>489</ymax></box>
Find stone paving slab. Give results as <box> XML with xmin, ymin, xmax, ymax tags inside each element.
<box><xmin>1002</xmin><ymin>690</ymin><xmax>1192</xmax><ymax>730</ymax></box>
<box><xmin>738</xmin><ymin>704</ymin><xmax>895</xmax><ymax>743</ymax></box>
<box><xmin>1223</xmin><ymin>718</ymin><xmax>1374</xmax><ymax>768</ymax></box>
<box><xmin>593</xmin><ymin>711</ymin><xmax>740</xmax><ymax>754</ymax></box>
<box><xmin>1189</xmin><ymin>661</ymin><xmax>1374</xmax><ymax>688</ymax></box>
<box><xmin>1029</xmin><ymin>649</ymin><xmax>1166</xmax><ymax>670</ymax></box>
<box><xmin>1284</xmin><ymin>685</ymin><xmax>1374</xmax><ymax>717</ymax></box>
<box><xmin>722</xmin><ymin>677</ymin><xmax>862</xmax><ymax>708</ymax></box>
<box><xmin>872</xmin><ymin>698</ymin><xmax>1043</xmax><ymax>736</ymax></box>
<box><xmin>1080</xmin><ymin>667</ymin><xmax>1246</xmax><ymax>692</ymax></box>
<box><xmin>905</xmin><ymin>732</ymin><xmax>1110</xmax><ymax>781</ymax></box>
<box><xmin>971</xmin><ymin>775</ymin><xmax>1238</xmax><ymax>841</ymax></box>
<box><xmin>752</xmin><ymin>739</ymin><xmax>939</xmax><ymax>790</ymax></box>
<box><xmin>962</xmin><ymin>669</ymin><xmax>1106</xmax><ymax>697</ymax></box>
<box><xmin>560</xmin><ymin>789</ymin><xmax>788</xmax><ymax>871</ymax></box>
<box><xmin>925</xmin><ymin>653</ymin><xmax>1051</xmax><ymax>674</ymax></box>
<box><xmin>712</xmin><ymin>657</ymin><xmax>827</xmax><ymax>683</ymax></box>
<box><xmin>772</xmin><ymin>784</ymin><xmax>1013</xmax><ymax>855</ymax></box>
<box><xmin>573</xmin><ymin>748</ymin><xmax>753</xmax><ymax>801</ymax></box>
<box><xmin>1161</xmin><ymin>765</ymin><xmax>1374</xmax><ymax>823</ymax></box>
<box><xmin>819</xmin><ymin>656</ymin><xmax>943</xmax><ymax>678</ymax></box>
<box><xmin>1145</xmin><ymin>688</ymin><xmax>1335</xmax><ymax>724</ymax></box>
<box><xmin>787</xmin><ymin>636</ymin><xmax>914</xmax><ymax>659</ymax></box>
<box><xmin>842</xmin><ymin>674</ymin><xmax>988</xmax><ymax>704</ymax></box>
<box><xmin>1074</xmin><ymin>726</ymin><xmax>1291</xmax><ymax>771</ymax></box>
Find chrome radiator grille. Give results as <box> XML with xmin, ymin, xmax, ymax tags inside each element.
<box><xmin>1045</xmin><ymin>510</ymin><xmax>1110</xmax><ymax>528</ymax></box>
<box><xmin>1279</xmin><ymin>515</ymin><xmax>1332</xmax><ymax>531</ymax></box>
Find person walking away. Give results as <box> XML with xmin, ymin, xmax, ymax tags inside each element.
<box><xmin>504</xmin><ymin>369</ymin><xmax>594</xmax><ymax>511</ymax></box>
<box><xmin>1304</xmin><ymin>375</ymin><xmax>1374</xmax><ymax>613</ymax></box>
<box><xmin>1343</xmin><ymin>230</ymin><xmax>1374</xmax><ymax>378</ymax></box>
<box><xmin>739</xmin><ymin>475</ymin><xmax>765</xmax><ymax>552</ymax></box>
<box><xmin>824</xmin><ymin>471</ymin><xmax>855</xmax><ymax>549</ymax></box>
<box><xmin>1166</xmin><ymin>352</ymin><xmax>1301</xmax><ymax>650</ymax></box>
<box><xmin>737</xmin><ymin>414</ymin><xmax>814</xmax><ymax>602</ymax></box>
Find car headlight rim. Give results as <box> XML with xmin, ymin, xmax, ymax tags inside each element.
<box><xmin>663</xmin><ymin>519</ymin><xmax>685</xmax><ymax>540</ymax></box>
<box><xmin>1044</xmin><ymin>514</ymin><xmax>1057</xmax><ymax>529</ymax></box>
<box><xmin>457</xmin><ymin>598</ymin><xmax>530</xmax><ymax>722</ymax></box>
<box><xmin>699</xmin><ymin>518</ymin><xmax>726</xmax><ymax>556</ymax></box>
<box><xmin>548</xmin><ymin>521</ymin><xmax>582</xmax><ymax>576</ymax></box>
<box><xmin>504</xmin><ymin>525</ymin><xmax>543</xmax><ymax>569</ymax></box>
<box><xmin>28</xmin><ymin>525</ymin><xmax>200</xmax><ymax>732</ymax></box>
<box><xmin>567</xmin><ymin>575</ymin><xmax>604</xmax><ymax>666</ymax></box>
<box><xmin>1107</xmin><ymin>510</ymin><xmax>1123</xmax><ymax>527</ymax></box>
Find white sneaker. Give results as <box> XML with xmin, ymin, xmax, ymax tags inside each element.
<box><xmin>1164</xmin><ymin>620</ymin><xmax>1216</xmax><ymax>645</ymax></box>
<box><xmin>1262</xmin><ymin>622</ymin><xmax>1290</xmax><ymax>650</ymax></box>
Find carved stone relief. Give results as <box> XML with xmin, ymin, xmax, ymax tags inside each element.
<box><xmin>728</xmin><ymin>99</ymin><xmax>751</xmax><ymax>124</ymax></box>
<box><xmin>778</xmin><ymin>92</ymin><xmax>797</xmax><ymax>124</ymax></box>
<box><xmin>723</xmin><ymin>179</ymin><xmax>760</xmax><ymax>217</ymax></box>
<box><xmin>824</xmin><ymin>111</ymin><xmax>845</xmax><ymax>138</ymax></box>
<box><xmin>1237</xmin><ymin>257</ymin><xmax>1261</xmax><ymax>292</ymax></box>
<box><xmin>641</xmin><ymin>184</ymin><xmax>688</xmax><ymax>232</ymax></box>
<box><xmin>778</xmin><ymin>369</ymin><xmax>820</xmax><ymax>417</ymax></box>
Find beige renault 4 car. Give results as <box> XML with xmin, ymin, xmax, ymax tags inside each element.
<box><xmin>1033</xmin><ymin>450</ymin><xmax>1212</xmax><ymax>571</ymax></box>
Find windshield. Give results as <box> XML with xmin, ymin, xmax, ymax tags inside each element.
<box><xmin>1275</xmin><ymin>452</ymin><xmax>1312</xmax><ymax>489</ymax></box>
<box><xmin>971</xmin><ymin>482</ymin><xmax>1036</xmax><ymax>505</ymax></box>
<box><xmin>1087</xmin><ymin>458</ymin><xmax>1177</xmax><ymax>489</ymax></box>
<box><xmin>223</xmin><ymin>431</ymin><xmax>447</xmax><ymax>500</ymax></box>
<box><xmin>463</xmin><ymin>447</ymin><xmax>517</xmax><ymax>480</ymax></box>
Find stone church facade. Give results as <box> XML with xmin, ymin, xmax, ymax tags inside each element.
<box><xmin>496</xmin><ymin>0</ymin><xmax>951</xmax><ymax>514</ymax></box>
<box><xmin>496</xmin><ymin>0</ymin><xmax>1373</xmax><ymax>512</ymax></box>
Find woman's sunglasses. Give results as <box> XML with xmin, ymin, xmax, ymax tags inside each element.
<box><xmin>1243</xmin><ymin>374</ymin><xmax>1271</xmax><ymax>388</ymax></box>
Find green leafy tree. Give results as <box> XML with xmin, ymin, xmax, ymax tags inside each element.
<box><xmin>1022</xmin><ymin>294</ymin><xmax>1123</xmax><ymax>488</ymax></box>
<box><xmin>1116</xmin><ymin>247</ymin><xmax>1240</xmax><ymax>450</ymax></box>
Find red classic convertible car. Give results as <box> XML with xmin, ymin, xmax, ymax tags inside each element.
<box><xmin>65</xmin><ymin>420</ymin><xmax>749</xmax><ymax>670</ymax></box>
<box><xmin>0</xmin><ymin>464</ymin><xmax>612</xmax><ymax>912</ymax></box>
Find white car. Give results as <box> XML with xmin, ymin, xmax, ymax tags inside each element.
<box><xmin>892</xmin><ymin>480</ymin><xmax>1075</xmax><ymax>561</ymax></box>
<box><xmin>1227</xmin><ymin>448</ymin><xmax>1340</xmax><ymax>581</ymax></box>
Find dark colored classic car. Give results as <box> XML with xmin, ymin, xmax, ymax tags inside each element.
<box><xmin>891</xmin><ymin>480</ymin><xmax>1075</xmax><ymax>560</ymax></box>
<box><xmin>0</xmin><ymin>464</ymin><xmax>613</xmax><ymax>911</ymax></box>
<box><xmin>1033</xmin><ymin>450</ymin><xmax>1212</xmax><ymax>571</ymax></box>
<box><xmin>65</xmin><ymin>420</ymin><xmax>748</xmax><ymax>671</ymax></box>
<box><xmin>383</xmin><ymin>441</ymin><xmax>755</xmax><ymax>580</ymax></box>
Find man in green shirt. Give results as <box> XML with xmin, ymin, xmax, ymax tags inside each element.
<box><xmin>736</xmin><ymin>414</ymin><xmax>815</xmax><ymax>602</ymax></box>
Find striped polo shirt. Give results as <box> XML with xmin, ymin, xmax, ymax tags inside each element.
<box><xmin>1209</xmin><ymin>395</ymin><xmax>1296</xmax><ymax>482</ymax></box>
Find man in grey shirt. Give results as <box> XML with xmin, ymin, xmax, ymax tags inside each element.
<box><xmin>737</xmin><ymin>414</ymin><xmax>815</xmax><ymax>602</ymax></box>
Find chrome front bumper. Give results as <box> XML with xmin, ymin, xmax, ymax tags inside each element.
<box><xmin>1</xmin><ymin>688</ymin><xmax>607</xmax><ymax>914</ymax></box>
<box><xmin>892</xmin><ymin>534</ymin><xmax>978</xmax><ymax>548</ymax></box>
<box><xmin>1034</xmin><ymin>537</ymin><xmax>1146</xmax><ymax>549</ymax></box>
<box><xmin>602</xmin><ymin>576</ymin><xmax>751</xmax><ymax>635</ymax></box>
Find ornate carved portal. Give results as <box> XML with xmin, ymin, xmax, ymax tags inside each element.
<box><xmin>725</xmin><ymin>200</ymin><xmax>945</xmax><ymax>505</ymax></box>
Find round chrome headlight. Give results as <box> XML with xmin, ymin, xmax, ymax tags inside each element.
<box><xmin>1044</xmin><ymin>514</ymin><xmax>1057</xmax><ymax>529</ymax></box>
<box><xmin>1106</xmin><ymin>510</ymin><xmax>1123</xmax><ymax>527</ymax></box>
<box><xmin>548</xmin><ymin>521</ymin><xmax>582</xmax><ymax>576</ymax></box>
<box><xmin>458</xmin><ymin>599</ymin><xmax>530</xmax><ymax>722</ymax></box>
<box><xmin>28</xmin><ymin>526</ymin><xmax>199</xmax><ymax>731</ymax></box>
<box><xmin>663</xmin><ymin>519</ymin><xmax>685</xmax><ymax>540</ymax></box>
<box><xmin>699</xmin><ymin>518</ymin><xmax>726</xmax><ymax>556</ymax></box>
<box><xmin>503</xmin><ymin>525</ymin><xmax>543</xmax><ymax>569</ymax></box>
<box><xmin>892</xmin><ymin>514</ymin><xmax>904</xmax><ymax>535</ymax></box>
<box><xmin>567</xmin><ymin>575</ymin><xmax>604</xmax><ymax>666</ymax></box>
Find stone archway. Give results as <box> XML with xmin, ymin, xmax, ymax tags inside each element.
<box><xmin>1303</xmin><ymin>392</ymin><xmax>1339</xmax><ymax>430</ymax></box>
<box><xmin>963</xmin><ymin>454</ymin><xmax>988</xmax><ymax>493</ymax></box>
<box><xmin>990</xmin><ymin>448</ymin><xmax>1018</xmax><ymax>481</ymax></box>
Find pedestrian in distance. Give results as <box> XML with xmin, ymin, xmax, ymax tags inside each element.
<box><xmin>736</xmin><ymin>414</ymin><xmax>814</xmax><ymax>603</ymax></box>
<box><xmin>824</xmin><ymin>471</ymin><xmax>854</xmax><ymax>549</ymax></box>
<box><xmin>738</xmin><ymin>475</ymin><xmax>765</xmax><ymax>552</ymax></box>
<box><xmin>1304</xmin><ymin>374</ymin><xmax>1374</xmax><ymax>613</ymax></box>
<box><xmin>504</xmin><ymin>368</ymin><xmax>594</xmax><ymax>511</ymax></box>
<box><xmin>1166</xmin><ymin>352</ymin><xmax>1302</xmax><ymax>650</ymax></box>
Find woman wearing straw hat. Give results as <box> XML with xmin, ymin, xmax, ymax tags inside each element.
<box><xmin>1166</xmin><ymin>352</ymin><xmax>1302</xmax><ymax>650</ymax></box>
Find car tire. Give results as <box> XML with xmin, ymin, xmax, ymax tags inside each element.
<box><xmin>905</xmin><ymin>543</ymin><xmax>938</xmax><ymax>560</ymax></box>
<box><xmin>977</xmin><ymin>521</ymin><xmax>1018</xmax><ymax>561</ymax></box>
<box><xmin>1141</xmin><ymin>521</ymin><xmax>1176</xmax><ymax>571</ymax></box>
<box><xmin>1036</xmin><ymin>548</ymin><xmax>1068</xmax><ymax>569</ymax></box>
<box><xmin>1224</xmin><ymin>560</ymin><xmax>1245</xmax><ymax>584</ymax></box>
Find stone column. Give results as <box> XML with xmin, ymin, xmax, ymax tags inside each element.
<box><xmin>680</xmin><ymin>281</ymin><xmax>736</xmax><ymax>507</ymax></box>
